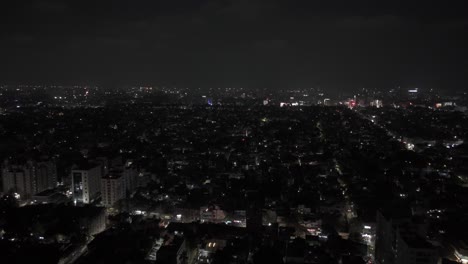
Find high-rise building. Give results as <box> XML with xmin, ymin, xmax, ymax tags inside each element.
<box><xmin>375</xmin><ymin>208</ymin><xmax>439</xmax><ymax>264</ymax></box>
<box><xmin>394</xmin><ymin>225</ymin><xmax>439</xmax><ymax>264</ymax></box>
<box><xmin>375</xmin><ymin>208</ymin><xmax>411</xmax><ymax>264</ymax></box>
<box><xmin>2</xmin><ymin>166</ymin><xmax>34</xmax><ymax>198</ymax></box>
<box><xmin>100</xmin><ymin>160</ymin><xmax>138</xmax><ymax>207</ymax></box>
<box><xmin>71</xmin><ymin>163</ymin><xmax>102</xmax><ymax>204</ymax></box>
<box><xmin>101</xmin><ymin>172</ymin><xmax>126</xmax><ymax>207</ymax></box>
<box><xmin>408</xmin><ymin>88</ymin><xmax>419</xmax><ymax>100</ymax></box>
<box><xmin>35</xmin><ymin>160</ymin><xmax>57</xmax><ymax>193</ymax></box>
<box><xmin>123</xmin><ymin>161</ymin><xmax>138</xmax><ymax>194</ymax></box>
<box><xmin>1</xmin><ymin>159</ymin><xmax>57</xmax><ymax>199</ymax></box>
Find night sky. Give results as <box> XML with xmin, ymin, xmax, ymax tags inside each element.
<box><xmin>1</xmin><ymin>0</ymin><xmax>467</xmax><ymax>92</ymax></box>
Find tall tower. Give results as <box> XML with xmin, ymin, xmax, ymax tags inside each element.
<box><xmin>71</xmin><ymin>163</ymin><xmax>102</xmax><ymax>204</ymax></box>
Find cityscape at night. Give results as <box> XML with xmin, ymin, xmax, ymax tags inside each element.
<box><xmin>1</xmin><ymin>1</ymin><xmax>468</xmax><ymax>264</ymax></box>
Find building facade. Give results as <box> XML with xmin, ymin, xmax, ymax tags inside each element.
<box><xmin>1</xmin><ymin>159</ymin><xmax>57</xmax><ymax>199</ymax></box>
<box><xmin>101</xmin><ymin>173</ymin><xmax>126</xmax><ymax>207</ymax></box>
<box><xmin>71</xmin><ymin>164</ymin><xmax>102</xmax><ymax>204</ymax></box>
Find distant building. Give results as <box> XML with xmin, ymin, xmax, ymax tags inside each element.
<box><xmin>394</xmin><ymin>225</ymin><xmax>439</xmax><ymax>264</ymax></box>
<box><xmin>2</xmin><ymin>166</ymin><xmax>34</xmax><ymax>198</ymax></box>
<box><xmin>100</xmin><ymin>160</ymin><xmax>138</xmax><ymax>207</ymax></box>
<box><xmin>1</xmin><ymin>159</ymin><xmax>57</xmax><ymax>199</ymax></box>
<box><xmin>370</xmin><ymin>99</ymin><xmax>383</xmax><ymax>108</ymax></box>
<box><xmin>71</xmin><ymin>163</ymin><xmax>102</xmax><ymax>204</ymax></box>
<box><xmin>200</xmin><ymin>205</ymin><xmax>226</xmax><ymax>223</ymax></box>
<box><xmin>35</xmin><ymin>160</ymin><xmax>57</xmax><ymax>192</ymax></box>
<box><xmin>375</xmin><ymin>208</ymin><xmax>439</xmax><ymax>264</ymax></box>
<box><xmin>375</xmin><ymin>208</ymin><xmax>411</xmax><ymax>264</ymax></box>
<box><xmin>123</xmin><ymin>161</ymin><xmax>138</xmax><ymax>193</ymax></box>
<box><xmin>101</xmin><ymin>173</ymin><xmax>126</xmax><ymax>207</ymax></box>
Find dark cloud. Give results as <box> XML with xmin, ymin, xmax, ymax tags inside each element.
<box><xmin>0</xmin><ymin>0</ymin><xmax>467</xmax><ymax>91</ymax></box>
<box><xmin>31</xmin><ymin>1</ymin><xmax>69</xmax><ymax>13</ymax></box>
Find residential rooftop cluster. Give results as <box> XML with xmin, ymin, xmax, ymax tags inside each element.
<box><xmin>0</xmin><ymin>88</ymin><xmax>467</xmax><ymax>263</ymax></box>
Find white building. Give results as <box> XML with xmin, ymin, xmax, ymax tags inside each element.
<box><xmin>1</xmin><ymin>159</ymin><xmax>57</xmax><ymax>199</ymax></box>
<box><xmin>71</xmin><ymin>163</ymin><xmax>102</xmax><ymax>204</ymax></box>
<box><xmin>2</xmin><ymin>168</ymin><xmax>34</xmax><ymax>198</ymax></box>
<box><xmin>101</xmin><ymin>173</ymin><xmax>126</xmax><ymax>207</ymax></box>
